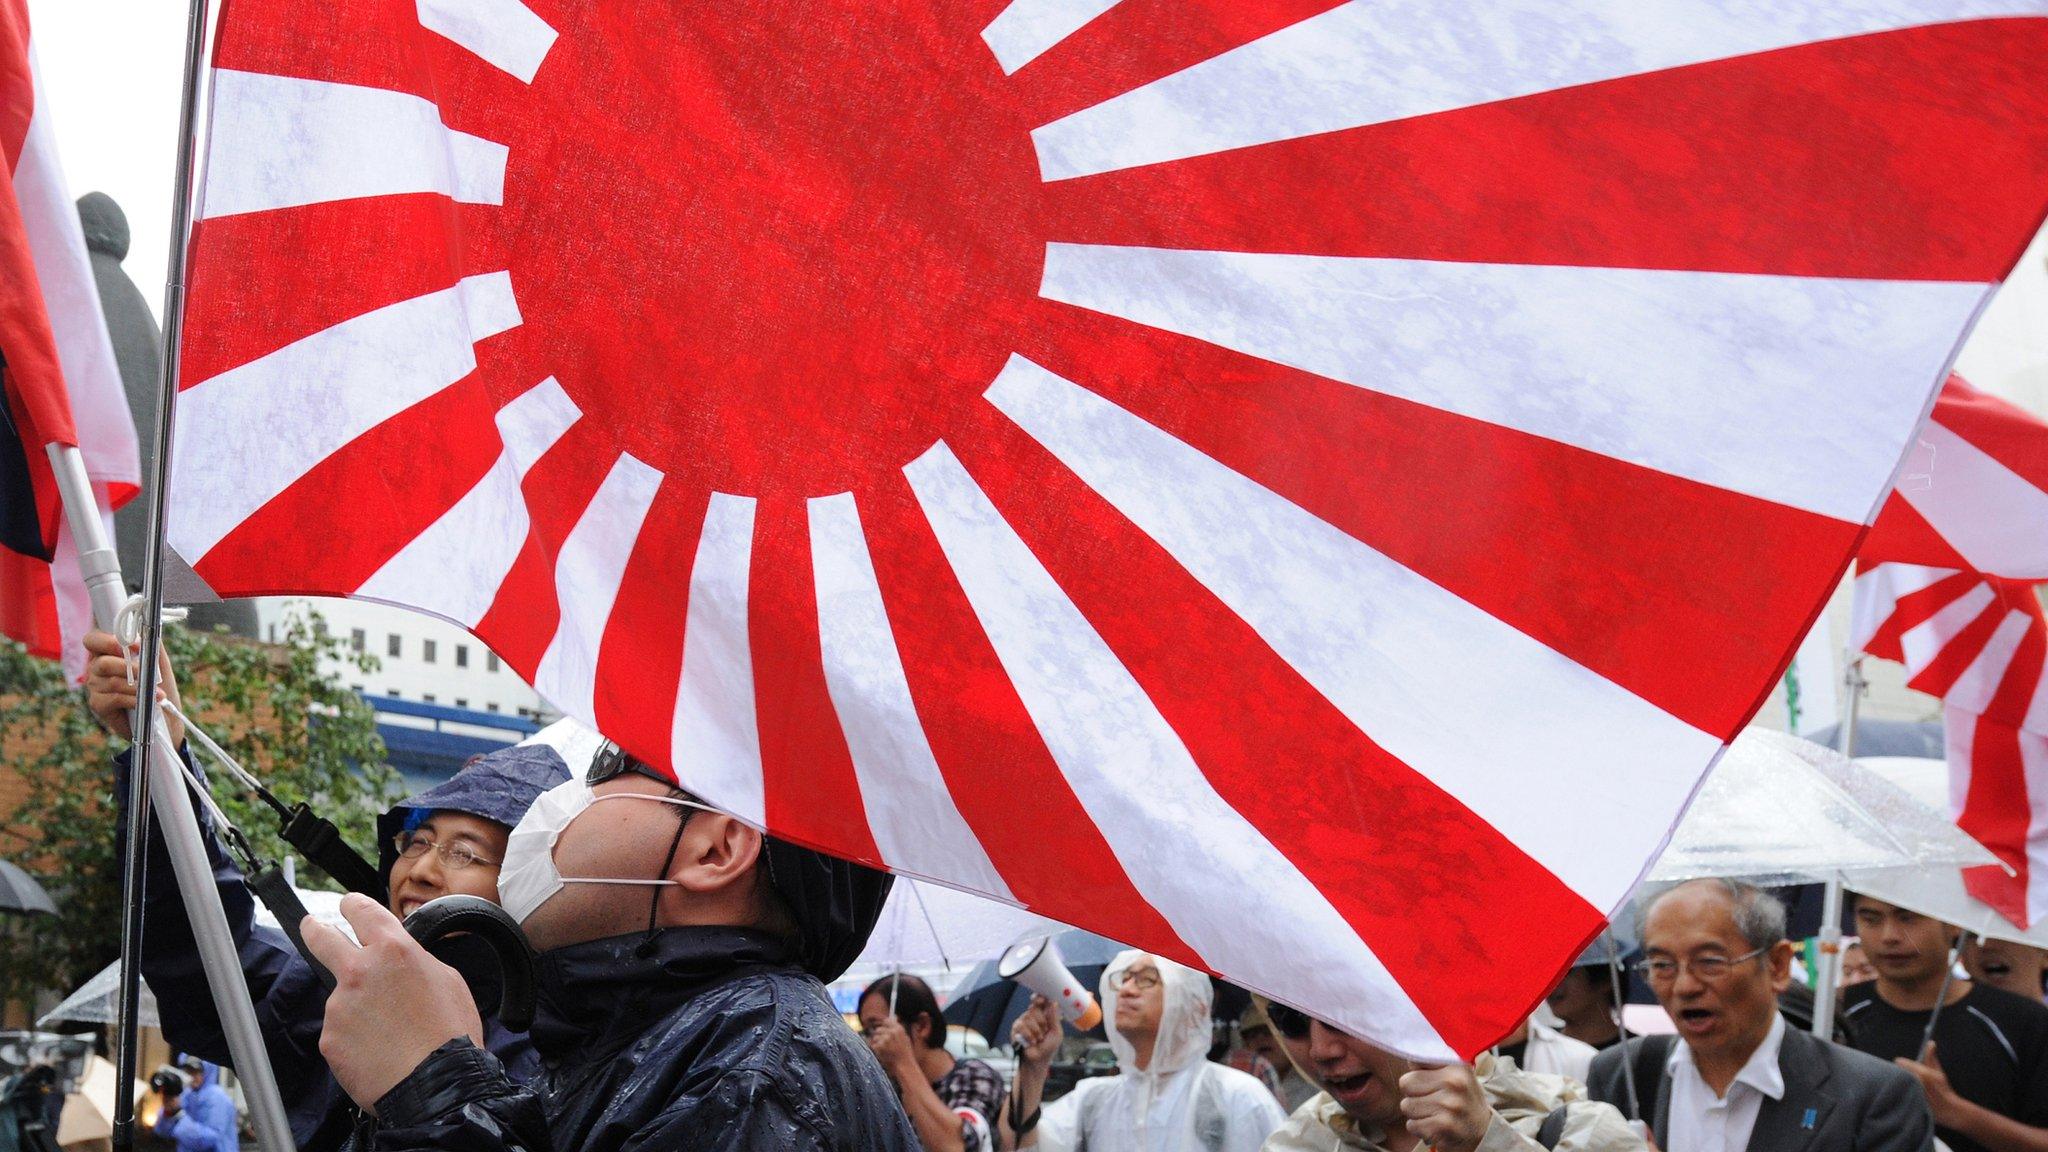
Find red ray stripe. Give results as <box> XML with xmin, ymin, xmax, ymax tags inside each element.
<box><xmin>1017</xmin><ymin>301</ymin><xmax>1853</xmax><ymax>739</ymax></box>
<box><xmin>946</xmin><ymin>407</ymin><xmax>1603</xmax><ymax>1056</ymax></box>
<box><xmin>183</xmin><ymin>197</ymin><xmax>494</xmax><ymax>388</ymax></box>
<box><xmin>192</xmin><ymin>375</ymin><xmax>500</xmax><ymax>597</ymax></box>
<box><xmin>1904</xmin><ymin>595</ymin><xmax>2009</xmax><ymax>699</ymax></box>
<box><xmin>1005</xmin><ymin>0</ymin><xmax>1348</xmax><ymax>128</ymax></box>
<box><xmin>1042</xmin><ymin>21</ymin><xmax>2048</xmax><ymax>281</ymax></box>
<box><xmin>1934</xmin><ymin>375</ymin><xmax>2048</xmax><ymax>496</ymax></box>
<box><xmin>1862</xmin><ymin>571</ymin><xmax>1983</xmax><ymax>665</ymax></box>
<box><xmin>1959</xmin><ymin>619</ymin><xmax>2045</xmax><ymax>918</ymax></box>
<box><xmin>212</xmin><ymin>0</ymin><xmax>526</xmax><ymax>124</ymax></box>
<box><xmin>856</xmin><ymin>471</ymin><xmax>1200</xmax><ymax>965</ymax></box>
<box><xmin>472</xmin><ymin>419</ymin><xmax>616</xmax><ymax>679</ymax></box>
<box><xmin>591</xmin><ymin>483</ymin><xmax>709</xmax><ymax>769</ymax></box>
<box><xmin>748</xmin><ymin>497</ymin><xmax>884</xmax><ymax>868</ymax></box>
<box><xmin>1861</xmin><ymin>495</ymin><xmax>1973</xmax><ymax>572</ymax></box>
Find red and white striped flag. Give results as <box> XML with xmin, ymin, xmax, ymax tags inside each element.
<box><xmin>1853</xmin><ymin>376</ymin><xmax>2048</xmax><ymax>929</ymax></box>
<box><xmin>164</xmin><ymin>2</ymin><xmax>2048</xmax><ymax>1059</ymax></box>
<box><xmin>0</xmin><ymin>0</ymin><xmax>140</xmax><ymax>681</ymax></box>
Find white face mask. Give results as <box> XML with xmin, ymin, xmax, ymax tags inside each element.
<box><xmin>497</xmin><ymin>777</ymin><xmax>718</xmax><ymax>925</ymax></box>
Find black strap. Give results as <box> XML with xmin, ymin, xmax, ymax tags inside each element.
<box><xmin>279</xmin><ymin>803</ymin><xmax>385</xmax><ymax>900</ymax></box>
<box><xmin>1535</xmin><ymin>1105</ymin><xmax>1571</xmax><ymax>1150</ymax></box>
<box><xmin>247</xmin><ymin>864</ymin><xmax>337</xmax><ymax>988</ymax></box>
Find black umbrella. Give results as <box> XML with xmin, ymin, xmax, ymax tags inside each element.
<box><xmin>0</xmin><ymin>859</ymin><xmax>56</xmax><ymax>915</ymax></box>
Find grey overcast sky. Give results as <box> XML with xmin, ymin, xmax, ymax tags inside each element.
<box><xmin>21</xmin><ymin>1</ymin><xmax>2048</xmax><ymax>412</ymax></box>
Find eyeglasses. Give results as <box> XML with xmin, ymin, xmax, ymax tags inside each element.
<box><xmin>1115</xmin><ymin>969</ymin><xmax>1163</xmax><ymax>992</ymax></box>
<box><xmin>1633</xmin><ymin>946</ymin><xmax>1769</xmax><ymax>984</ymax></box>
<box><xmin>1265</xmin><ymin>1002</ymin><xmax>1312</xmax><ymax>1040</ymax></box>
<box><xmin>589</xmin><ymin>741</ymin><xmax>688</xmax><ymax>791</ymax></box>
<box><xmin>393</xmin><ymin>830</ymin><xmax>499</xmax><ymax>871</ymax></box>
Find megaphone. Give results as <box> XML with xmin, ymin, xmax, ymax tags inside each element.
<box><xmin>998</xmin><ymin>936</ymin><xmax>1102</xmax><ymax>1031</ymax></box>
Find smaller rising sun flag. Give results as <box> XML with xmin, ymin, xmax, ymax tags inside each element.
<box><xmin>1853</xmin><ymin>375</ymin><xmax>2048</xmax><ymax>929</ymax></box>
<box><xmin>0</xmin><ymin>0</ymin><xmax>140</xmax><ymax>680</ymax></box>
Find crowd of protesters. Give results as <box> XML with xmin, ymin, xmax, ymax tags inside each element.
<box><xmin>85</xmin><ymin>635</ymin><xmax>2048</xmax><ymax>1152</ymax></box>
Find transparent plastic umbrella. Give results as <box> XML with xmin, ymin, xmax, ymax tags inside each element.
<box><xmin>1650</xmin><ymin>729</ymin><xmax>1933</xmax><ymax>884</ymax></box>
<box><xmin>853</xmin><ymin>877</ymin><xmax>1058</xmax><ymax>969</ymax></box>
<box><xmin>1842</xmin><ymin>755</ymin><xmax>2037</xmax><ymax>946</ymax></box>
<box><xmin>38</xmin><ymin>887</ymin><xmax>349</xmax><ymax>1029</ymax></box>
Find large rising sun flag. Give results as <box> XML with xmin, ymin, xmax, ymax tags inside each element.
<box><xmin>167</xmin><ymin>0</ymin><xmax>2048</xmax><ymax>1060</ymax></box>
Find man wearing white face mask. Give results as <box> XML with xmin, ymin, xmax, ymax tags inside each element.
<box><xmin>301</xmin><ymin>742</ymin><xmax>915</xmax><ymax>1152</ymax></box>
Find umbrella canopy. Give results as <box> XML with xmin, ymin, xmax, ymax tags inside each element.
<box><xmin>38</xmin><ymin>961</ymin><xmax>160</xmax><ymax>1030</ymax></box>
<box><xmin>56</xmin><ymin>1054</ymin><xmax>145</xmax><ymax>1149</ymax></box>
<box><xmin>854</xmin><ymin>877</ymin><xmax>1058</xmax><ymax>969</ymax></box>
<box><xmin>1650</xmin><ymin>729</ymin><xmax>1925</xmax><ymax>885</ymax></box>
<box><xmin>0</xmin><ymin>859</ymin><xmax>56</xmax><ymax>915</ymax></box>
<box><xmin>1843</xmin><ymin>756</ymin><xmax>2044</xmax><ymax>948</ymax></box>
<box><xmin>1805</xmin><ymin>749</ymin><xmax>1997</xmax><ymax>872</ymax></box>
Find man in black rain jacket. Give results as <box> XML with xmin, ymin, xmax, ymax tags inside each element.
<box><xmin>302</xmin><ymin>747</ymin><xmax>917</xmax><ymax>1151</ymax></box>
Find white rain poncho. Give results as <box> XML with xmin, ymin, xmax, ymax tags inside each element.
<box><xmin>1035</xmin><ymin>951</ymin><xmax>1286</xmax><ymax>1152</ymax></box>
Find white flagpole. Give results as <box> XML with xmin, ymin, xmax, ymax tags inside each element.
<box><xmin>82</xmin><ymin>0</ymin><xmax>296</xmax><ymax>1148</ymax></box>
<box><xmin>1811</xmin><ymin>654</ymin><xmax>1867</xmax><ymax>1040</ymax></box>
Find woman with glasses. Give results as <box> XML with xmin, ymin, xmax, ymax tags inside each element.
<box><xmin>1001</xmin><ymin>950</ymin><xmax>1285</xmax><ymax>1152</ymax></box>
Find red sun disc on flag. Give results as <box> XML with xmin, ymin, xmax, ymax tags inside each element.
<box><xmin>171</xmin><ymin>0</ymin><xmax>2048</xmax><ymax>1061</ymax></box>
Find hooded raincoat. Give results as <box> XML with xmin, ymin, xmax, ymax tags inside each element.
<box><xmin>357</xmin><ymin>834</ymin><xmax>913</xmax><ymax>1152</ymax></box>
<box><xmin>118</xmin><ymin>743</ymin><xmax>569</xmax><ymax>1152</ymax></box>
<box><xmin>1260</xmin><ymin>1053</ymin><xmax>1645</xmax><ymax>1152</ymax></box>
<box><xmin>1037</xmin><ymin>951</ymin><xmax>1286</xmax><ymax>1152</ymax></box>
<box><xmin>156</xmin><ymin>1060</ymin><xmax>240</xmax><ymax>1152</ymax></box>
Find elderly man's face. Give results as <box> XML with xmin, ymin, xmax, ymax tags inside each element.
<box><xmin>1641</xmin><ymin>882</ymin><xmax>1791</xmax><ymax>1070</ymax></box>
<box><xmin>1281</xmin><ymin>1019</ymin><xmax>1413</xmax><ymax>1128</ymax></box>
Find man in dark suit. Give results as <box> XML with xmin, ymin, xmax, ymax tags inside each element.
<box><xmin>1587</xmin><ymin>880</ymin><xmax>1933</xmax><ymax>1152</ymax></box>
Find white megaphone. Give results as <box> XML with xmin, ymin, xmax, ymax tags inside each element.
<box><xmin>998</xmin><ymin>936</ymin><xmax>1102</xmax><ymax>1031</ymax></box>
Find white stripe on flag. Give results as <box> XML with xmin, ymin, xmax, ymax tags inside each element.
<box><xmin>1030</xmin><ymin>0</ymin><xmax>2048</xmax><ymax>180</ymax></box>
<box><xmin>985</xmin><ymin>355</ymin><xmax>1722</xmax><ymax>908</ymax></box>
<box><xmin>357</xmin><ymin>376</ymin><xmax>580</xmax><ymax>625</ymax></box>
<box><xmin>808</xmin><ymin>492</ymin><xmax>1014</xmax><ymax>896</ymax></box>
<box><xmin>17</xmin><ymin>43</ymin><xmax>137</xmax><ymax>491</ymax></box>
<box><xmin>979</xmin><ymin>0</ymin><xmax>1122</xmax><ymax>74</ymax></box>
<box><xmin>202</xmin><ymin>71</ymin><xmax>510</xmax><ymax>218</ymax></box>
<box><xmin>2025</xmin><ymin>728</ymin><xmax>2048</xmax><ymax>927</ymax></box>
<box><xmin>1850</xmin><ymin>563</ymin><xmax>1957</xmax><ymax>652</ymax></box>
<box><xmin>1946</xmin><ymin>609</ymin><xmax>2036</xmax><ymax>716</ymax></box>
<box><xmin>903</xmin><ymin>438</ymin><xmax>1455</xmax><ymax>1061</ymax></box>
<box><xmin>170</xmin><ymin>272</ymin><xmax>522</xmax><ymax>562</ymax></box>
<box><xmin>531</xmin><ymin>453</ymin><xmax>664</xmax><ymax>721</ymax></box>
<box><xmin>671</xmin><ymin>493</ymin><xmax>767</xmax><ymax>826</ymax></box>
<box><xmin>1901</xmin><ymin>581</ymin><xmax>1997</xmax><ymax>675</ymax></box>
<box><xmin>1041</xmin><ymin>244</ymin><xmax>1985</xmax><ymax>523</ymax></box>
<box><xmin>1902</xmin><ymin>419</ymin><xmax>2048</xmax><ymax>580</ymax></box>
<box><xmin>416</xmin><ymin>0</ymin><xmax>559</xmax><ymax>83</ymax></box>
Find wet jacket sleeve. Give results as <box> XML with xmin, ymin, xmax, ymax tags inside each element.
<box><xmin>113</xmin><ymin>747</ymin><xmax>352</xmax><ymax>1140</ymax></box>
<box><xmin>369</xmin><ymin>1040</ymin><xmax>550</xmax><ymax>1152</ymax></box>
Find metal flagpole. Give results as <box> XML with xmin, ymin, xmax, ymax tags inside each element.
<box><xmin>1811</xmin><ymin>653</ymin><xmax>1868</xmax><ymax>1040</ymax></box>
<box><xmin>84</xmin><ymin>0</ymin><xmax>296</xmax><ymax>1147</ymax></box>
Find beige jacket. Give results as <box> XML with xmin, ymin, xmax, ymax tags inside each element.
<box><xmin>1260</xmin><ymin>1054</ymin><xmax>1646</xmax><ymax>1152</ymax></box>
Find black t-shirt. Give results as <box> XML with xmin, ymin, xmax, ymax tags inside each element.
<box><xmin>1842</xmin><ymin>981</ymin><xmax>2048</xmax><ymax>1152</ymax></box>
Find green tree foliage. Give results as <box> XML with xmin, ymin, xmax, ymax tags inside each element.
<box><xmin>0</xmin><ymin>609</ymin><xmax>397</xmax><ymax>1011</ymax></box>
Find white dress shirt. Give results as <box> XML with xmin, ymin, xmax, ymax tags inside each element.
<box><xmin>1665</xmin><ymin>1013</ymin><xmax>1786</xmax><ymax>1152</ymax></box>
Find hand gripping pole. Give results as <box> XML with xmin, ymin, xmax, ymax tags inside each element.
<box><xmin>51</xmin><ymin>446</ymin><xmax>298</xmax><ymax>1152</ymax></box>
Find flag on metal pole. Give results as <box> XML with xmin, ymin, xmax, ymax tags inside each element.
<box><xmin>1853</xmin><ymin>375</ymin><xmax>2048</xmax><ymax>929</ymax></box>
<box><xmin>0</xmin><ymin>0</ymin><xmax>140</xmax><ymax>681</ymax></box>
<box><xmin>164</xmin><ymin>2</ymin><xmax>2048</xmax><ymax>1060</ymax></box>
